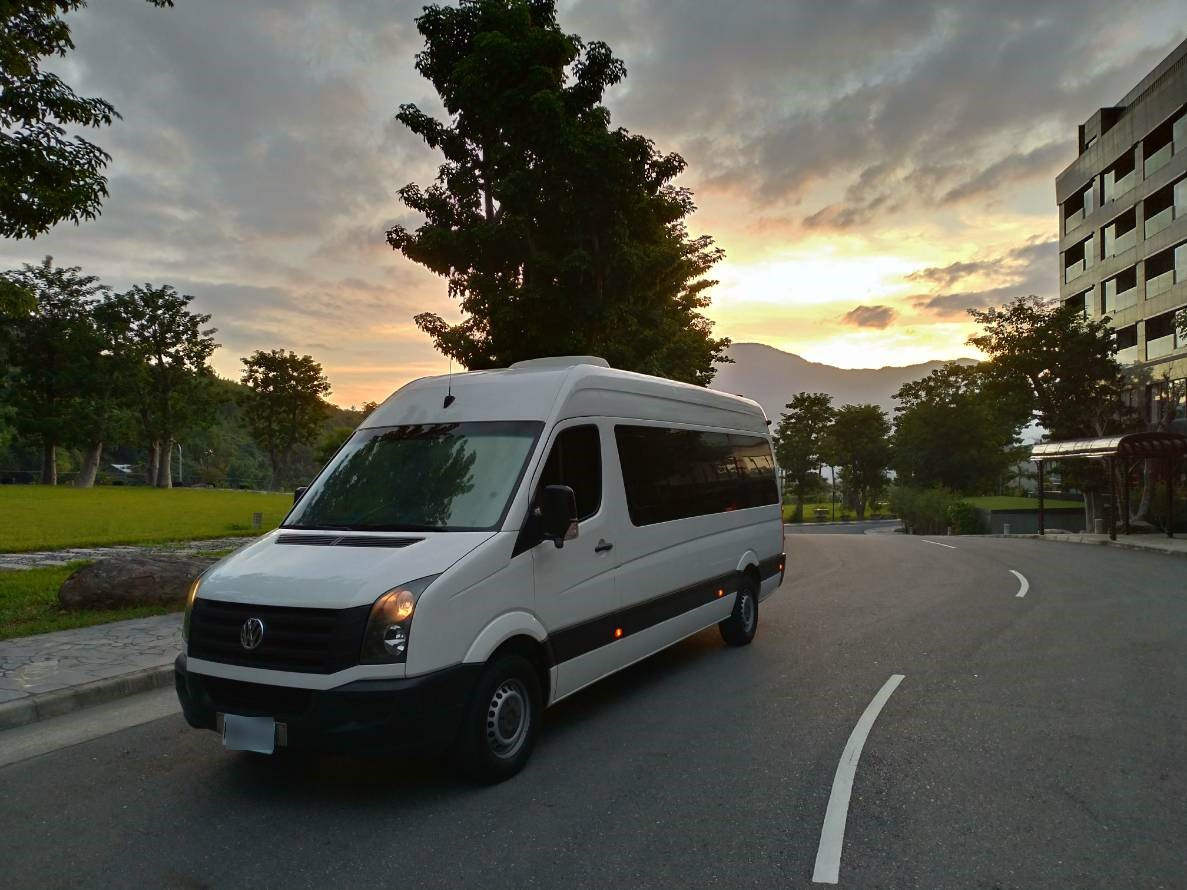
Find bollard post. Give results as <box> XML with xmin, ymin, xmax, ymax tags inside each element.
<box><xmin>1002</xmin><ymin>523</ymin><xmax>1010</xmax><ymax>535</ymax></box>
<box><xmin>252</xmin><ymin>512</ymin><xmax>262</xmax><ymax>530</ymax></box>
<box><xmin>1094</xmin><ymin>518</ymin><xmax>1104</xmax><ymax>535</ymax></box>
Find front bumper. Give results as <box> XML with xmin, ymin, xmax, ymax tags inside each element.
<box><xmin>174</xmin><ymin>653</ymin><xmax>481</xmax><ymax>754</ymax></box>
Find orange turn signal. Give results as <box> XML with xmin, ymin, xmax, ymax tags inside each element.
<box><xmin>614</xmin><ymin>627</ymin><xmax>623</xmax><ymax>639</ymax></box>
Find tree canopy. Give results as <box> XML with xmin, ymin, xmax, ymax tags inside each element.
<box><xmin>773</xmin><ymin>392</ymin><xmax>835</xmax><ymax>521</ymax></box>
<box><xmin>824</xmin><ymin>403</ymin><xmax>892</xmax><ymax>521</ymax></box>
<box><xmin>241</xmin><ymin>350</ymin><xmax>332</xmax><ymax>491</ymax></box>
<box><xmin>891</xmin><ymin>362</ymin><xmax>1026</xmax><ymax>494</ymax></box>
<box><xmin>388</xmin><ymin>0</ymin><xmax>729</xmax><ymax>384</ymax></box>
<box><xmin>967</xmin><ymin>296</ymin><xmax>1132</xmax><ymax>439</ymax></box>
<box><xmin>0</xmin><ymin>0</ymin><xmax>171</xmax><ymax>239</ymax></box>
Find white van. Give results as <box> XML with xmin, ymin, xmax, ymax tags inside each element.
<box><xmin>175</xmin><ymin>357</ymin><xmax>785</xmax><ymax>781</ymax></box>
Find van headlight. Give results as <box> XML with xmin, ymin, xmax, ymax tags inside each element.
<box><xmin>360</xmin><ymin>575</ymin><xmax>438</xmax><ymax>664</ymax></box>
<box><xmin>182</xmin><ymin>575</ymin><xmax>202</xmax><ymax>642</ymax></box>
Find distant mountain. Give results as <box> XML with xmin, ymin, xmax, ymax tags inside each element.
<box><xmin>709</xmin><ymin>342</ymin><xmax>977</xmax><ymax>420</ymax></box>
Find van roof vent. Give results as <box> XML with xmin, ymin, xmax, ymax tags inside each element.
<box><xmin>508</xmin><ymin>356</ymin><xmax>610</xmax><ymax>370</ymax></box>
<box><xmin>275</xmin><ymin>534</ymin><xmax>423</xmax><ymax>548</ymax></box>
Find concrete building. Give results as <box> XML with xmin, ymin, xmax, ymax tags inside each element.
<box><xmin>1056</xmin><ymin>37</ymin><xmax>1187</xmax><ymax>421</ymax></box>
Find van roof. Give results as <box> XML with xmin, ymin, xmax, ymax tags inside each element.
<box><xmin>363</xmin><ymin>357</ymin><xmax>769</xmax><ymax>435</ymax></box>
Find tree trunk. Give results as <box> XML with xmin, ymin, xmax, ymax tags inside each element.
<box><xmin>855</xmin><ymin>491</ymin><xmax>867</xmax><ymax>521</ymax></box>
<box><xmin>155</xmin><ymin>438</ymin><xmax>173</xmax><ymax>488</ymax></box>
<box><xmin>1132</xmin><ymin>459</ymin><xmax>1152</xmax><ymax>522</ymax></box>
<box><xmin>40</xmin><ymin>442</ymin><xmax>57</xmax><ymax>485</ymax></box>
<box><xmin>793</xmin><ymin>492</ymin><xmax>804</xmax><ymax>522</ymax></box>
<box><xmin>146</xmin><ymin>442</ymin><xmax>159</xmax><ymax>485</ymax></box>
<box><xmin>75</xmin><ymin>442</ymin><xmax>103</xmax><ymax>488</ymax></box>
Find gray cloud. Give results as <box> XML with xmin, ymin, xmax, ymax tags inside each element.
<box><xmin>910</xmin><ymin>239</ymin><xmax>1058</xmax><ymax>318</ymax></box>
<box><xmin>841</xmin><ymin>305</ymin><xmax>897</xmax><ymax>329</ymax></box>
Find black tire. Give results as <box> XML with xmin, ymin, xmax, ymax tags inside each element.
<box><xmin>455</xmin><ymin>654</ymin><xmax>542</xmax><ymax>784</ymax></box>
<box><xmin>719</xmin><ymin>578</ymin><xmax>759</xmax><ymax>647</ymax></box>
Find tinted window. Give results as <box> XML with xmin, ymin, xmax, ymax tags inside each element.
<box><xmin>537</xmin><ymin>425</ymin><xmax>602</xmax><ymax>520</ymax></box>
<box><xmin>615</xmin><ymin>426</ymin><xmax>778</xmax><ymax>526</ymax></box>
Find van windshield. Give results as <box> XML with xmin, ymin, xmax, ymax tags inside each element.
<box><xmin>284</xmin><ymin>421</ymin><xmax>543</xmax><ymax>532</ymax></box>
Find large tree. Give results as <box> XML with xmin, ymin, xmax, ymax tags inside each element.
<box><xmin>891</xmin><ymin>362</ymin><xmax>1027</xmax><ymax>494</ymax></box>
<box><xmin>773</xmin><ymin>392</ymin><xmax>835</xmax><ymax>522</ymax></box>
<box><xmin>113</xmin><ymin>284</ymin><xmax>219</xmax><ymax>488</ymax></box>
<box><xmin>1</xmin><ymin>1</ymin><xmax>172</xmax><ymax>239</ymax></box>
<box><xmin>824</xmin><ymin>404</ymin><xmax>892</xmax><ymax>521</ymax></box>
<box><xmin>2</xmin><ymin>256</ymin><xmax>107</xmax><ymax>483</ymax></box>
<box><xmin>388</xmin><ymin>0</ymin><xmax>729</xmax><ymax>384</ymax></box>
<box><xmin>968</xmin><ymin>296</ymin><xmax>1131</xmax><ymax>439</ymax></box>
<box><xmin>240</xmin><ymin>349</ymin><xmax>331</xmax><ymax>490</ymax></box>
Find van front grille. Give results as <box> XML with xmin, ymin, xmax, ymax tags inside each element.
<box><xmin>188</xmin><ymin>599</ymin><xmax>371</xmax><ymax>674</ymax></box>
<box><xmin>202</xmin><ymin>676</ymin><xmax>313</xmax><ymax>718</ymax></box>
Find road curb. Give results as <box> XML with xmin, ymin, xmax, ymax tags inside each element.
<box><xmin>0</xmin><ymin>664</ymin><xmax>175</xmax><ymax>731</ymax></box>
<box><xmin>991</xmin><ymin>533</ymin><xmax>1187</xmax><ymax>558</ymax></box>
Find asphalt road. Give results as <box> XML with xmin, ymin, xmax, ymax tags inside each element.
<box><xmin>2</xmin><ymin>535</ymin><xmax>1185</xmax><ymax>889</ymax></box>
<box><xmin>784</xmin><ymin>519</ymin><xmax>901</xmax><ymax>535</ymax></box>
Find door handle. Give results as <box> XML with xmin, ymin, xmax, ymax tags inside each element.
<box><xmin>595</xmin><ymin>539</ymin><xmax>614</xmax><ymax>553</ymax></box>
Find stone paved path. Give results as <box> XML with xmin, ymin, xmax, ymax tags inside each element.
<box><xmin>0</xmin><ymin>536</ymin><xmax>255</xmax><ymax>571</ymax></box>
<box><xmin>0</xmin><ymin>614</ymin><xmax>181</xmax><ymax>706</ymax></box>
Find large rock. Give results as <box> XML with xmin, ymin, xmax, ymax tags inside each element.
<box><xmin>58</xmin><ymin>556</ymin><xmax>214</xmax><ymax>611</ymax></box>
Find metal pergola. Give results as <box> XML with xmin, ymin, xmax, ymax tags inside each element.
<box><xmin>1030</xmin><ymin>432</ymin><xmax>1187</xmax><ymax>539</ymax></box>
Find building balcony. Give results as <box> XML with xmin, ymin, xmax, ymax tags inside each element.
<box><xmin>1147</xmin><ymin>333</ymin><xmax>1176</xmax><ymax>360</ymax></box>
<box><xmin>1064</xmin><ymin>259</ymin><xmax>1087</xmax><ymax>283</ymax></box>
<box><xmin>1147</xmin><ymin>269</ymin><xmax>1176</xmax><ymax>299</ymax></box>
<box><xmin>1117</xmin><ymin>344</ymin><xmax>1140</xmax><ymax>365</ymax></box>
<box><xmin>1145</xmin><ymin>205</ymin><xmax>1175</xmax><ymax>239</ymax></box>
<box><xmin>1145</xmin><ymin>143</ymin><xmax>1173</xmax><ymax>178</ymax></box>
<box><xmin>1063</xmin><ymin>208</ymin><xmax>1085</xmax><ymax>235</ymax></box>
<box><xmin>1106</xmin><ymin>286</ymin><xmax>1138</xmax><ymax>314</ymax></box>
<box><xmin>1104</xmin><ymin>172</ymin><xmax>1136</xmax><ymax>203</ymax></box>
<box><xmin>1105</xmin><ymin>229</ymin><xmax>1137</xmax><ymax>257</ymax></box>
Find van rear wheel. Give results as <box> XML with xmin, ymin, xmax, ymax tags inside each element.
<box><xmin>719</xmin><ymin>578</ymin><xmax>758</xmax><ymax>646</ymax></box>
<box><xmin>455</xmin><ymin>654</ymin><xmax>542</xmax><ymax>784</ymax></box>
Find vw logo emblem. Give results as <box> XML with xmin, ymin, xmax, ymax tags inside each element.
<box><xmin>240</xmin><ymin>617</ymin><xmax>265</xmax><ymax>651</ymax></box>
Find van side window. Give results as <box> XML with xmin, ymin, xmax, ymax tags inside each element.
<box><xmin>614</xmin><ymin>426</ymin><xmax>778</xmax><ymax>526</ymax></box>
<box><xmin>538</xmin><ymin>425</ymin><xmax>602</xmax><ymax>520</ymax></box>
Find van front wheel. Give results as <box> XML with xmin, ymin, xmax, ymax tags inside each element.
<box><xmin>455</xmin><ymin>654</ymin><xmax>542</xmax><ymax>783</ymax></box>
<box><xmin>719</xmin><ymin>579</ymin><xmax>758</xmax><ymax>646</ymax></box>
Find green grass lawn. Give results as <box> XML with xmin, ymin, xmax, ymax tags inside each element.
<box><xmin>963</xmin><ymin>495</ymin><xmax>1082</xmax><ymax>511</ymax></box>
<box><xmin>0</xmin><ymin>487</ymin><xmax>293</xmax><ymax>552</ymax></box>
<box><xmin>0</xmin><ymin>563</ymin><xmax>180</xmax><ymax>640</ymax></box>
<box><xmin>782</xmin><ymin>501</ymin><xmax>890</xmax><ymax>522</ymax></box>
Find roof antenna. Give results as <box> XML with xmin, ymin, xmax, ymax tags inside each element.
<box><xmin>443</xmin><ymin>356</ymin><xmax>456</xmax><ymax>409</ymax></box>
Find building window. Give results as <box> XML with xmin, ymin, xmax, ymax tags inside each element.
<box><xmin>1062</xmin><ymin>181</ymin><xmax>1093</xmax><ymax>234</ymax></box>
<box><xmin>1145</xmin><ymin>241</ymin><xmax>1187</xmax><ymax>299</ymax></box>
<box><xmin>1104</xmin><ymin>267</ymin><xmax>1137</xmax><ymax>313</ymax></box>
<box><xmin>1103</xmin><ymin>208</ymin><xmax>1137</xmax><ymax>258</ymax></box>
<box><xmin>1063</xmin><ymin>234</ymin><xmax>1094</xmax><ymax>283</ymax></box>
<box><xmin>1143</xmin><ymin>177</ymin><xmax>1185</xmax><ymax>239</ymax></box>
<box><xmin>1103</xmin><ymin>149</ymin><xmax>1137</xmax><ymax>202</ymax></box>
<box><xmin>1064</xmin><ymin>289</ymin><xmax>1091</xmax><ymax>314</ymax></box>
<box><xmin>1145</xmin><ymin>310</ymin><xmax>1178</xmax><ymax>359</ymax></box>
<box><xmin>1115</xmin><ymin>324</ymin><xmax>1139</xmax><ymax>364</ymax></box>
<box><xmin>1144</xmin><ymin>107</ymin><xmax>1186</xmax><ymax>178</ymax></box>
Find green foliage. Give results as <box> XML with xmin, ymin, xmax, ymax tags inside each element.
<box><xmin>315</xmin><ymin>425</ymin><xmax>355</xmax><ymax>467</ymax></box>
<box><xmin>2</xmin><ymin>256</ymin><xmax>109</xmax><ymax>483</ymax></box>
<box><xmin>889</xmin><ymin>486</ymin><xmax>959</xmax><ymax>535</ymax></box>
<box><xmin>0</xmin><ymin>1</ymin><xmax>172</xmax><ymax>239</ymax></box>
<box><xmin>0</xmin><ymin>486</ymin><xmax>292</xmax><ymax>552</ymax></box>
<box><xmin>240</xmin><ymin>349</ymin><xmax>331</xmax><ymax>490</ymax></box>
<box><xmin>968</xmin><ymin>296</ymin><xmax>1134</xmax><ymax>439</ymax></box>
<box><xmin>891</xmin><ymin>362</ymin><xmax>1026</xmax><ymax>494</ymax></box>
<box><xmin>113</xmin><ymin>283</ymin><xmax>220</xmax><ymax>487</ymax></box>
<box><xmin>773</xmin><ymin>392</ymin><xmax>835</xmax><ymax>521</ymax></box>
<box><xmin>824</xmin><ymin>404</ymin><xmax>892</xmax><ymax>521</ymax></box>
<box><xmin>945</xmin><ymin>500</ymin><xmax>986</xmax><ymax>535</ymax></box>
<box><xmin>389</xmin><ymin>0</ymin><xmax>729</xmax><ymax>384</ymax></box>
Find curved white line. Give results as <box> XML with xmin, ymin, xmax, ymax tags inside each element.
<box><xmin>921</xmin><ymin>539</ymin><xmax>956</xmax><ymax>549</ymax></box>
<box><xmin>812</xmin><ymin>674</ymin><xmax>905</xmax><ymax>884</ymax></box>
<box><xmin>1010</xmin><ymin>569</ymin><xmax>1029</xmax><ymax>598</ymax></box>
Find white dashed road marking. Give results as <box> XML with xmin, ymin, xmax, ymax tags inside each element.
<box><xmin>812</xmin><ymin>674</ymin><xmax>906</xmax><ymax>884</ymax></box>
<box><xmin>921</xmin><ymin>539</ymin><xmax>957</xmax><ymax>549</ymax></box>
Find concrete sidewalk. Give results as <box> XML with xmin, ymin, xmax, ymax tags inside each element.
<box><xmin>0</xmin><ymin>614</ymin><xmax>180</xmax><ymax>730</ymax></box>
<box><xmin>1002</xmin><ymin>531</ymin><xmax>1187</xmax><ymax>557</ymax></box>
<box><xmin>3</xmin><ymin>528</ymin><xmax>1186</xmax><ymax>734</ymax></box>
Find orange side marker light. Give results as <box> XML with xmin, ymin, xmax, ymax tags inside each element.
<box><xmin>614</xmin><ymin>627</ymin><xmax>623</xmax><ymax>639</ymax></box>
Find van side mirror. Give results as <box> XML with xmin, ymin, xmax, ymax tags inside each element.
<box><xmin>294</xmin><ymin>486</ymin><xmax>308</xmax><ymax>504</ymax></box>
<box><xmin>538</xmin><ymin>485</ymin><xmax>578</xmax><ymax>549</ymax></box>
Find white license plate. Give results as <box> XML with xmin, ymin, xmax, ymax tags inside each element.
<box><xmin>221</xmin><ymin>713</ymin><xmax>276</xmax><ymax>754</ymax></box>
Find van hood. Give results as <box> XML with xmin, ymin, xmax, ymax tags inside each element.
<box><xmin>197</xmin><ymin>530</ymin><xmax>495</xmax><ymax>609</ymax></box>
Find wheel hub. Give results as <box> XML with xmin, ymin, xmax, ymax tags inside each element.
<box><xmin>486</xmin><ymin>679</ymin><xmax>529</xmax><ymax>759</ymax></box>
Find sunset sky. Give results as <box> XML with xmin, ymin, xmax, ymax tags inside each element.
<box><xmin>2</xmin><ymin>0</ymin><xmax>1185</xmax><ymax>406</ymax></box>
